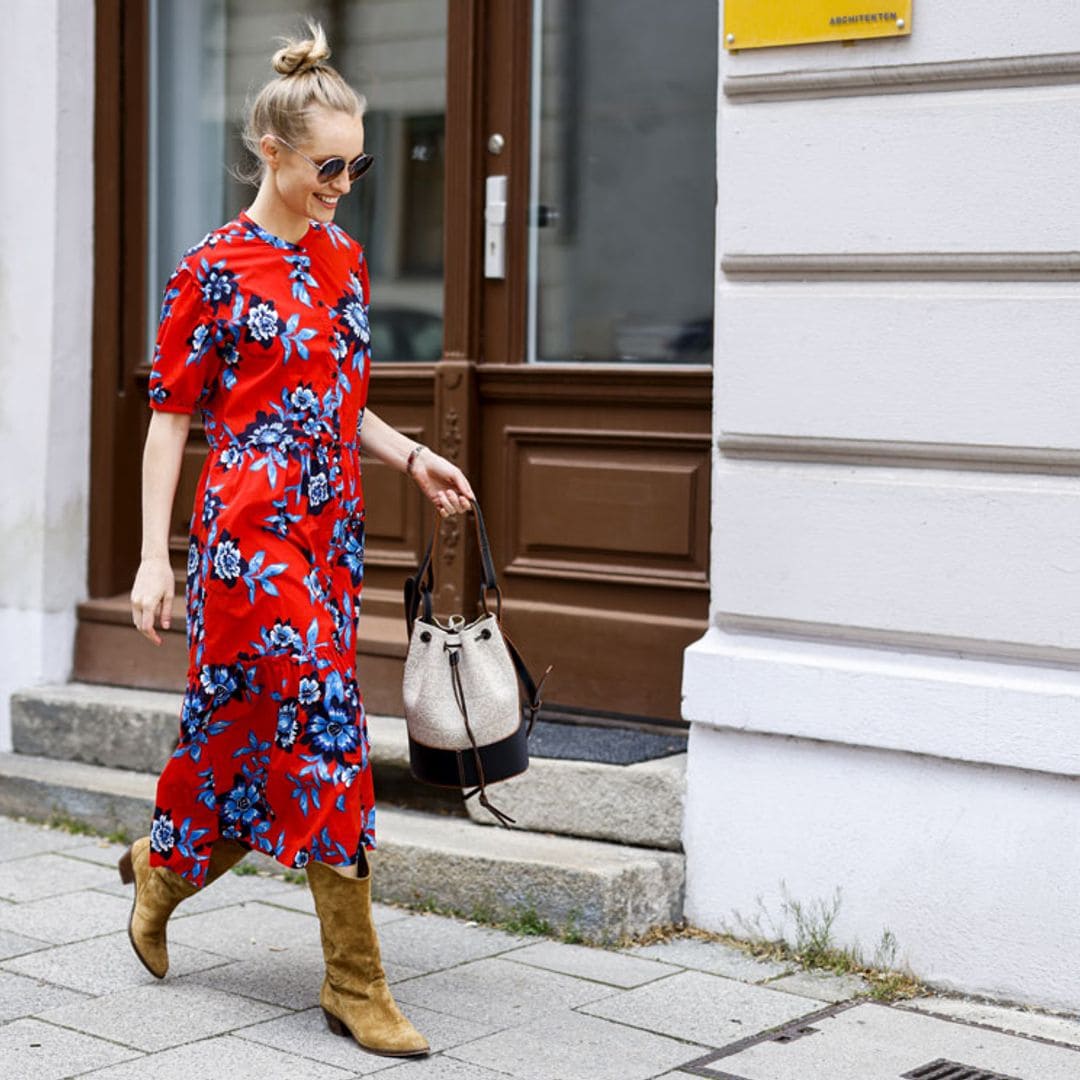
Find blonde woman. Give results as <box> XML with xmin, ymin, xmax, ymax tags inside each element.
<box><xmin>125</xmin><ymin>19</ymin><xmax>472</xmax><ymax>1059</ymax></box>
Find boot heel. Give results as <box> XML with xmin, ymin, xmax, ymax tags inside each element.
<box><xmin>322</xmin><ymin>1007</ymin><xmax>348</xmax><ymax>1038</ymax></box>
<box><xmin>117</xmin><ymin>846</ymin><xmax>134</xmax><ymax>885</ymax></box>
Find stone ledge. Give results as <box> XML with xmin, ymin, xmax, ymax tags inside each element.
<box><xmin>0</xmin><ymin>751</ymin><xmax>684</xmax><ymax>942</ymax></box>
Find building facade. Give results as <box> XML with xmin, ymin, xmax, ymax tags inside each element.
<box><xmin>684</xmin><ymin>4</ymin><xmax>1080</xmax><ymax>1011</ymax></box>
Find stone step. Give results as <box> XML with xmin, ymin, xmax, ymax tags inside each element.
<box><xmin>11</xmin><ymin>684</ymin><xmax>686</xmax><ymax>849</ymax></box>
<box><xmin>0</xmin><ymin>750</ymin><xmax>684</xmax><ymax>942</ymax></box>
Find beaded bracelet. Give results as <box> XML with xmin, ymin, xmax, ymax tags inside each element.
<box><xmin>406</xmin><ymin>443</ymin><xmax>426</xmax><ymax>476</ymax></box>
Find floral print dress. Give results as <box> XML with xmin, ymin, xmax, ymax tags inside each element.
<box><xmin>146</xmin><ymin>209</ymin><xmax>375</xmax><ymax>887</ymax></box>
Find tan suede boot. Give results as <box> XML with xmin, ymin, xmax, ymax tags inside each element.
<box><xmin>117</xmin><ymin>834</ymin><xmax>248</xmax><ymax>978</ymax></box>
<box><xmin>306</xmin><ymin>855</ymin><xmax>429</xmax><ymax>1057</ymax></box>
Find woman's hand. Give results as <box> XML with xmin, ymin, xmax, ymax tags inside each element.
<box><xmin>130</xmin><ymin>556</ymin><xmax>176</xmax><ymax>646</ymax></box>
<box><xmin>411</xmin><ymin>450</ymin><xmax>476</xmax><ymax>517</ymax></box>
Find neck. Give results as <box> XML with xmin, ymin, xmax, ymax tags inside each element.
<box><xmin>245</xmin><ymin>186</ymin><xmax>310</xmax><ymax>244</ymax></box>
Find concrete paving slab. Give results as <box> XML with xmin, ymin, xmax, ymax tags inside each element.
<box><xmin>447</xmin><ymin>1008</ymin><xmax>708</xmax><ymax>1080</ymax></box>
<box><xmin>0</xmin><ymin>929</ymin><xmax>51</xmax><ymax>961</ymax></box>
<box><xmin>393</xmin><ymin>956</ymin><xmax>619</xmax><ymax>1028</ymax></box>
<box><xmin>254</xmin><ymin>882</ymin><xmax>413</xmax><ymax>927</ymax></box>
<box><xmin>0</xmin><ymin>852</ymin><xmax>119</xmax><ymax>903</ymax></box>
<box><xmin>168</xmin><ymin>899</ymin><xmax>324</xmax><ymax>959</ymax></box>
<box><xmin>372</xmin><ymin>1057</ymin><xmax>521</xmax><ymax>1080</ymax></box>
<box><xmin>1</xmin><ymin>930</ymin><xmax>230</xmax><ymax>995</ymax></box>
<box><xmin>35</xmin><ymin>980</ymin><xmax>288</xmax><ymax>1053</ymax></box>
<box><xmin>76</xmin><ymin>1033</ymin><xmax>357</xmax><ymax>1079</ymax></box>
<box><xmin>502</xmin><ymin>940</ymin><xmax>682</xmax><ymax>988</ymax></box>
<box><xmin>0</xmin><ymin>969</ymin><xmax>91</xmax><ymax>1021</ymax></box>
<box><xmin>176</xmin><ymin>945</ymin><xmax>424</xmax><ymax>1009</ymax></box>
<box><xmin>0</xmin><ymin>1016</ymin><xmax>140</xmax><ymax>1078</ymax></box>
<box><xmin>49</xmin><ymin>837</ymin><xmax>130</xmax><ymax>867</ymax></box>
<box><xmin>622</xmin><ymin>937</ymin><xmax>792</xmax><ymax>982</ymax></box>
<box><xmin>899</xmin><ymin>994</ymin><xmax>1080</xmax><ymax>1048</ymax></box>
<box><xmin>0</xmin><ymin>888</ymin><xmax>133</xmax><ymax>945</ymax></box>
<box><xmin>375</xmin><ymin>912</ymin><xmax>529</xmax><ymax>972</ymax></box>
<box><xmin>0</xmin><ymin>818</ymin><xmax>93</xmax><ymax>861</ymax></box>
<box><xmin>579</xmin><ymin>969</ymin><xmax>816</xmax><ymax>1049</ymax></box>
<box><xmin>690</xmin><ymin>1000</ymin><xmax>1080</xmax><ymax>1080</ymax></box>
<box><xmin>234</xmin><ymin>1002</ymin><xmax>504</xmax><ymax>1072</ymax></box>
<box><xmin>764</xmin><ymin>969</ymin><xmax>872</xmax><ymax>1002</ymax></box>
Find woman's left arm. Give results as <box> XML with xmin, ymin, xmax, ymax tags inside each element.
<box><xmin>361</xmin><ymin>407</ymin><xmax>476</xmax><ymax>517</ymax></box>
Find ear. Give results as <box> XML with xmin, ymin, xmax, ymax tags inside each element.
<box><xmin>259</xmin><ymin>134</ymin><xmax>281</xmax><ymax>170</ymax></box>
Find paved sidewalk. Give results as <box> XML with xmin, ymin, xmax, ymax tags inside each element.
<box><xmin>1</xmin><ymin>814</ymin><xmax>1079</xmax><ymax>1080</ymax></box>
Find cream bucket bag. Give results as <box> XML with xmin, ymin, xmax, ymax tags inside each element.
<box><xmin>402</xmin><ymin>502</ymin><xmax>549</xmax><ymax>825</ymax></box>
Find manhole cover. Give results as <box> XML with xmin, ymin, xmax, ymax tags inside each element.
<box><xmin>679</xmin><ymin>1001</ymin><xmax>1080</xmax><ymax>1080</ymax></box>
<box><xmin>902</xmin><ymin>1061</ymin><xmax>1026</xmax><ymax>1080</ymax></box>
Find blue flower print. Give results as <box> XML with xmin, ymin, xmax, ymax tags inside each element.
<box><xmin>266</xmin><ymin>620</ymin><xmax>303</xmax><ymax>652</ymax></box>
<box><xmin>275</xmin><ymin>700</ymin><xmax>300</xmax><ymax>749</ymax></box>
<box><xmin>211</xmin><ymin>530</ymin><xmax>247</xmax><ymax>586</ymax></box>
<box><xmin>150</xmin><ymin>807</ymin><xmax>176</xmax><ymax>857</ymax></box>
<box><xmin>197</xmin><ymin>257</ymin><xmax>238</xmax><ymax>311</ymax></box>
<box><xmin>197</xmin><ymin>662</ymin><xmax>247</xmax><ymax>707</ymax></box>
<box><xmin>219</xmin><ymin>776</ymin><xmax>265</xmax><ymax>827</ymax></box>
<box><xmin>298</xmin><ymin>676</ymin><xmax>321</xmax><ymax>706</ymax></box>
<box><xmin>244</xmin><ymin>294</ymin><xmax>285</xmax><ymax>347</ymax></box>
<box><xmin>306</xmin><ymin>469</ymin><xmax>331</xmax><ymax>513</ymax></box>
<box><xmin>336</xmin><ymin>514</ymin><xmax>365</xmax><ymax>587</ymax></box>
<box><xmin>201</xmin><ymin>486</ymin><xmax>224</xmax><ymax>526</ymax></box>
<box><xmin>187</xmin><ymin>537</ymin><xmax>200</xmax><ymax>580</ymax></box>
<box><xmin>289</xmin><ymin>385</ymin><xmax>319</xmax><ymax>413</ymax></box>
<box><xmin>291</xmin><ymin>847</ymin><xmax>310</xmax><ymax>869</ymax></box>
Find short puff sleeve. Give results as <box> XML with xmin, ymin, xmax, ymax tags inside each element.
<box><xmin>147</xmin><ymin>263</ymin><xmax>222</xmax><ymax>414</ymax></box>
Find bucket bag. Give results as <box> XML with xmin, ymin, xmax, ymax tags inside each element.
<box><xmin>402</xmin><ymin>502</ymin><xmax>549</xmax><ymax>825</ymax></box>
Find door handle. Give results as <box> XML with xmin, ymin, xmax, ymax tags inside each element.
<box><xmin>484</xmin><ymin>175</ymin><xmax>507</xmax><ymax>279</ymax></box>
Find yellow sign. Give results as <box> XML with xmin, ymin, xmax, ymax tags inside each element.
<box><xmin>724</xmin><ymin>2</ymin><xmax>912</xmax><ymax>50</ymax></box>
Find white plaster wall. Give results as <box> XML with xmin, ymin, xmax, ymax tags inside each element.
<box><xmin>0</xmin><ymin>0</ymin><xmax>95</xmax><ymax>751</ymax></box>
<box><xmin>684</xmin><ymin>4</ymin><xmax>1080</xmax><ymax>1008</ymax></box>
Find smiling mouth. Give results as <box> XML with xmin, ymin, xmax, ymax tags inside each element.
<box><xmin>315</xmin><ymin>194</ymin><xmax>339</xmax><ymax>207</ymax></box>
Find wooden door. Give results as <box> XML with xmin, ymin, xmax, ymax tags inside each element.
<box><xmin>80</xmin><ymin>0</ymin><xmax>713</xmax><ymax>728</ymax></box>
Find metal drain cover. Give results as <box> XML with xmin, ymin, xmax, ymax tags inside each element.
<box><xmin>902</xmin><ymin>1060</ymin><xmax>1026</xmax><ymax>1080</ymax></box>
<box><xmin>679</xmin><ymin>1001</ymin><xmax>1080</xmax><ymax>1080</ymax></box>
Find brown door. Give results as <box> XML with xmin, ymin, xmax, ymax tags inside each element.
<box><xmin>81</xmin><ymin>0</ymin><xmax>714</xmax><ymax>728</ymax></box>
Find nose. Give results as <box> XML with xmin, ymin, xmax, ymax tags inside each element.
<box><xmin>330</xmin><ymin>171</ymin><xmax>351</xmax><ymax>195</ymax></box>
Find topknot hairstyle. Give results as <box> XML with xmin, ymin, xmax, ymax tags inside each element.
<box><xmin>235</xmin><ymin>17</ymin><xmax>367</xmax><ymax>187</ymax></box>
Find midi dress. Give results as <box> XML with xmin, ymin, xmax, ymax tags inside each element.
<box><xmin>145</xmin><ymin>209</ymin><xmax>375</xmax><ymax>888</ymax></box>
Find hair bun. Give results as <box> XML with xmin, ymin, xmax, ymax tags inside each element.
<box><xmin>272</xmin><ymin>19</ymin><xmax>331</xmax><ymax>77</ymax></box>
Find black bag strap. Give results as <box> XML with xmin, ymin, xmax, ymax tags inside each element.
<box><xmin>403</xmin><ymin>500</ymin><xmax>551</xmax><ymax>733</ymax></box>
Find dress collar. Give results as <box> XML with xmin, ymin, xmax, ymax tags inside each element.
<box><xmin>238</xmin><ymin>208</ymin><xmax>316</xmax><ymax>250</ymax></box>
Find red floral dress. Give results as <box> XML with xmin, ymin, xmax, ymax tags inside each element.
<box><xmin>146</xmin><ymin>209</ymin><xmax>375</xmax><ymax>887</ymax></box>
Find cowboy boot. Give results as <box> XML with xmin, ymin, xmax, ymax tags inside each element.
<box><xmin>306</xmin><ymin>854</ymin><xmax>429</xmax><ymax>1057</ymax></box>
<box><xmin>117</xmin><ymin>834</ymin><xmax>248</xmax><ymax>978</ymax></box>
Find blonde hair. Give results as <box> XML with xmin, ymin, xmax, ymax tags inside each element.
<box><xmin>235</xmin><ymin>18</ymin><xmax>367</xmax><ymax>187</ymax></box>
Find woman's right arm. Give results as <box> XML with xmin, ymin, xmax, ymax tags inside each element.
<box><xmin>130</xmin><ymin>410</ymin><xmax>192</xmax><ymax>645</ymax></box>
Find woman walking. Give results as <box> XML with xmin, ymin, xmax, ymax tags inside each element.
<box><xmin>124</xmin><ymin>20</ymin><xmax>473</xmax><ymax>1059</ymax></box>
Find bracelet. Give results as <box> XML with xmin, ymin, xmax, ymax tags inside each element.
<box><xmin>406</xmin><ymin>443</ymin><xmax>426</xmax><ymax>476</ymax></box>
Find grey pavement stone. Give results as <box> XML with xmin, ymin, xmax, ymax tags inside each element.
<box><xmin>1</xmin><ymin>931</ymin><xmax>229</xmax><ymax>995</ymax></box>
<box><xmin>360</xmin><ymin>1057</ymin><xmax>515</xmax><ymax>1080</ymax></box>
<box><xmin>0</xmin><ymin>1016</ymin><xmax>139</xmax><ymax>1079</ymax></box>
<box><xmin>707</xmin><ymin>1000</ymin><xmax>1080</xmax><ymax>1080</ymax></box>
<box><xmin>235</xmin><ymin>1001</ymin><xmax>503</xmax><ymax>1072</ymax></box>
<box><xmin>622</xmin><ymin>937</ymin><xmax>792</xmax><ymax>982</ymax></box>
<box><xmin>502</xmin><ymin>940</ymin><xmax>682</xmax><ymax>989</ymax></box>
<box><xmin>764</xmin><ymin>969</ymin><xmax>871</xmax><ymax>1002</ymax></box>
<box><xmin>51</xmin><ymin>837</ymin><xmax>130</xmax><ymax>868</ymax></box>
<box><xmin>0</xmin><ymin>852</ymin><xmax>119</xmax><ymax>903</ymax></box>
<box><xmin>448</xmin><ymin>1008</ymin><xmax>707</xmax><ymax>1080</ymax></box>
<box><xmin>898</xmin><ymin>994</ymin><xmax>1080</xmax><ymax>1048</ymax></box>
<box><xmin>255</xmin><ymin>883</ymin><xmax>412</xmax><ymax>928</ymax></box>
<box><xmin>168</xmin><ymin>900</ymin><xmax>323</xmax><ymax>959</ymax></box>
<box><xmin>393</xmin><ymin>956</ymin><xmax>619</xmax><ymax>1028</ymax></box>
<box><xmin>375</xmin><ymin>912</ymin><xmax>529</xmax><ymax>972</ymax></box>
<box><xmin>579</xmin><ymin>970</ymin><xmax>818</xmax><ymax>1049</ymax></box>
<box><xmin>0</xmin><ymin>818</ymin><xmax>91</xmax><ymax>861</ymax></box>
<box><xmin>36</xmin><ymin>981</ymin><xmax>288</xmax><ymax>1054</ymax></box>
<box><xmin>0</xmin><ymin>970</ymin><xmax>91</xmax><ymax>1021</ymax></box>
<box><xmin>0</xmin><ymin>929</ymin><xmax>51</xmax><ymax>961</ymax></box>
<box><xmin>0</xmin><ymin>889</ymin><xmax>133</xmax><ymax>945</ymax></box>
<box><xmin>175</xmin><ymin>945</ymin><xmax>423</xmax><ymax>1010</ymax></box>
<box><xmin>77</xmin><ymin>1033</ymin><xmax>357</xmax><ymax>1079</ymax></box>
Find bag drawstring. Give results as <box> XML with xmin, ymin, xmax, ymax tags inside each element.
<box><xmin>447</xmin><ymin>645</ymin><xmax>516</xmax><ymax>828</ymax></box>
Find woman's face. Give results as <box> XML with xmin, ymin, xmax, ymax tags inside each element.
<box><xmin>262</xmin><ymin>106</ymin><xmax>365</xmax><ymax>225</ymax></box>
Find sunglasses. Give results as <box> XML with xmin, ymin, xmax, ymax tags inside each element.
<box><xmin>273</xmin><ymin>135</ymin><xmax>375</xmax><ymax>183</ymax></box>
